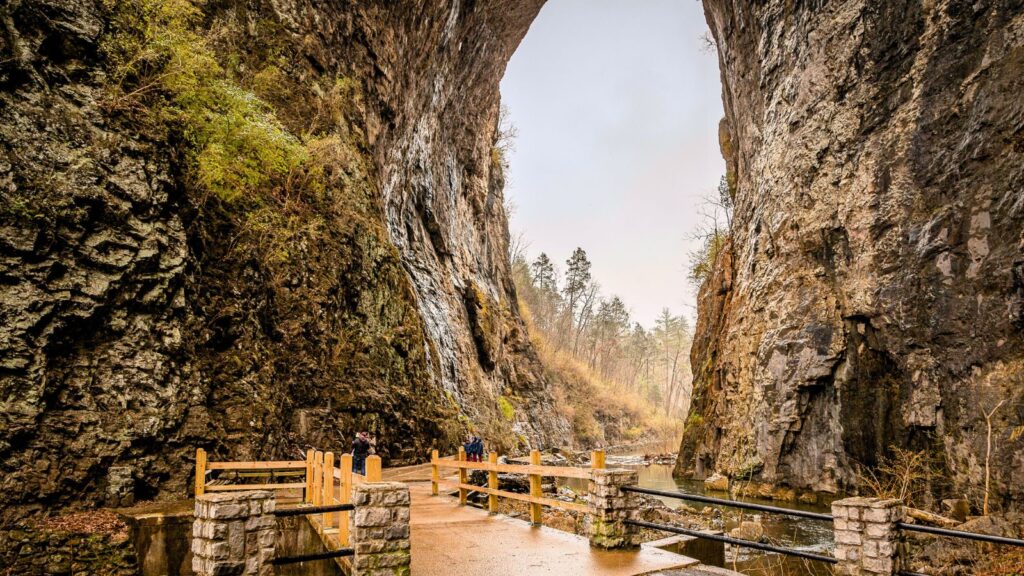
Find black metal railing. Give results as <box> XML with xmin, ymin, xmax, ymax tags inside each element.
<box><xmin>270</xmin><ymin>503</ymin><xmax>357</xmax><ymax>565</ymax></box>
<box><xmin>896</xmin><ymin>522</ymin><xmax>1024</xmax><ymax>547</ymax></box>
<box><xmin>621</xmin><ymin>485</ymin><xmax>836</xmax><ymax>564</ymax></box>
<box><xmin>272</xmin><ymin>503</ymin><xmax>355</xmax><ymax>517</ymax></box>
<box><xmin>892</xmin><ymin>520</ymin><xmax>1024</xmax><ymax>576</ymax></box>
<box><xmin>271</xmin><ymin>549</ymin><xmax>354</xmax><ymax>565</ymax></box>
<box><xmin>622</xmin><ymin>484</ymin><xmax>1024</xmax><ymax>575</ymax></box>
<box><xmin>625</xmin><ymin>519</ymin><xmax>837</xmax><ymax>564</ymax></box>
<box><xmin>621</xmin><ymin>485</ymin><xmax>832</xmax><ymax>521</ymax></box>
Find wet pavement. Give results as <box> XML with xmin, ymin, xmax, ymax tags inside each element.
<box><xmin>408</xmin><ymin>482</ymin><xmax>697</xmax><ymax>575</ymax></box>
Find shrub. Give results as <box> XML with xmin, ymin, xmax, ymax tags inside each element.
<box><xmin>102</xmin><ymin>0</ymin><xmax>306</xmax><ymax>204</ymax></box>
<box><xmin>688</xmin><ymin>230</ymin><xmax>728</xmax><ymax>287</ymax></box>
<box><xmin>684</xmin><ymin>412</ymin><xmax>704</xmax><ymax>431</ymax></box>
<box><xmin>497</xmin><ymin>396</ymin><xmax>515</xmax><ymax>422</ymax></box>
<box><xmin>857</xmin><ymin>446</ymin><xmax>938</xmax><ymax>508</ymax></box>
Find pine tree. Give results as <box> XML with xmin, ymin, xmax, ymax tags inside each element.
<box><xmin>530</xmin><ymin>253</ymin><xmax>561</xmax><ymax>331</ymax></box>
<box><xmin>561</xmin><ymin>248</ymin><xmax>592</xmax><ymax>349</ymax></box>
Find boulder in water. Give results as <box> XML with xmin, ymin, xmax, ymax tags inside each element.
<box><xmin>729</xmin><ymin>520</ymin><xmax>765</xmax><ymax>542</ymax></box>
<box><xmin>704</xmin><ymin>473</ymin><xmax>729</xmax><ymax>492</ymax></box>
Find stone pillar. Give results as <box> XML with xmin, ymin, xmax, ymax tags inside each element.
<box><xmin>350</xmin><ymin>482</ymin><xmax>411</xmax><ymax>576</ymax></box>
<box><xmin>586</xmin><ymin>468</ymin><xmax>641</xmax><ymax>549</ymax></box>
<box><xmin>105</xmin><ymin>466</ymin><xmax>135</xmax><ymax>507</ymax></box>
<box><xmin>192</xmin><ymin>490</ymin><xmax>276</xmax><ymax>576</ymax></box>
<box><xmin>831</xmin><ymin>497</ymin><xmax>904</xmax><ymax>576</ymax></box>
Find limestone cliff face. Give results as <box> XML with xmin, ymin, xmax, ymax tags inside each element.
<box><xmin>362</xmin><ymin>1</ymin><xmax>569</xmax><ymax>446</ymax></box>
<box><xmin>681</xmin><ymin>1</ymin><xmax>1024</xmax><ymax>503</ymax></box>
<box><xmin>0</xmin><ymin>0</ymin><xmax>566</xmax><ymax>522</ymax></box>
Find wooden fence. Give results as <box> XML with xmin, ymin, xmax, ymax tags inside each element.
<box><xmin>194</xmin><ymin>448</ymin><xmax>382</xmax><ymax>547</ymax></box>
<box><xmin>432</xmin><ymin>448</ymin><xmax>606</xmax><ymax>524</ymax></box>
<box><xmin>194</xmin><ymin>448</ymin><xmax>307</xmax><ymax>496</ymax></box>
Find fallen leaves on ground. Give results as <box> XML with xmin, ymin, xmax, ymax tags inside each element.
<box><xmin>974</xmin><ymin>548</ymin><xmax>1024</xmax><ymax>576</ymax></box>
<box><xmin>40</xmin><ymin>510</ymin><xmax>128</xmax><ymax>537</ymax></box>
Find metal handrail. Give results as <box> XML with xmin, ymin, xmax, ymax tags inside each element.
<box><xmin>621</xmin><ymin>485</ymin><xmax>833</xmax><ymax>521</ymax></box>
<box><xmin>270</xmin><ymin>548</ymin><xmax>354</xmax><ymax>565</ymax></box>
<box><xmin>896</xmin><ymin>522</ymin><xmax>1024</xmax><ymax>547</ymax></box>
<box><xmin>272</xmin><ymin>503</ymin><xmax>355</xmax><ymax>517</ymax></box>
<box><xmin>624</xmin><ymin>519</ymin><xmax>837</xmax><ymax>564</ymax></box>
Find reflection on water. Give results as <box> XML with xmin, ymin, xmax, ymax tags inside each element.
<box><xmin>565</xmin><ymin>450</ymin><xmax>836</xmax><ymax>575</ymax></box>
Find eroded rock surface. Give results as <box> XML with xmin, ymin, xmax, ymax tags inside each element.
<box><xmin>0</xmin><ymin>0</ymin><xmax>567</xmax><ymax>523</ymax></box>
<box><xmin>682</xmin><ymin>1</ymin><xmax>1024</xmax><ymax>503</ymax></box>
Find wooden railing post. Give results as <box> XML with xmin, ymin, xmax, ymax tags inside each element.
<box><xmin>488</xmin><ymin>452</ymin><xmax>499</xmax><ymax>514</ymax></box>
<box><xmin>431</xmin><ymin>449</ymin><xmax>440</xmax><ymax>496</ymax></box>
<box><xmin>592</xmin><ymin>449</ymin><xmax>606</xmax><ymax>470</ymax></box>
<box><xmin>322</xmin><ymin>451</ymin><xmax>334</xmax><ymax>528</ymax></box>
<box><xmin>312</xmin><ymin>450</ymin><xmax>323</xmax><ymax>506</ymax></box>
<box><xmin>529</xmin><ymin>449</ymin><xmax>542</xmax><ymax>525</ymax></box>
<box><xmin>305</xmin><ymin>449</ymin><xmax>315</xmax><ymax>503</ymax></box>
<box><xmin>339</xmin><ymin>453</ymin><xmax>352</xmax><ymax>544</ymax></box>
<box><xmin>457</xmin><ymin>446</ymin><xmax>467</xmax><ymax>505</ymax></box>
<box><xmin>195</xmin><ymin>448</ymin><xmax>207</xmax><ymax>497</ymax></box>
<box><xmin>366</xmin><ymin>455</ymin><xmax>382</xmax><ymax>482</ymax></box>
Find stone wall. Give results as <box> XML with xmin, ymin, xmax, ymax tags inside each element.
<box><xmin>350</xmin><ymin>482</ymin><xmax>412</xmax><ymax>576</ymax></box>
<box><xmin>586</xmin><ymin>469</ymin><xmax>641</xmax><ymax>549</ymax></box>
<box><xmin>191</xmin><ymin>491</ymin><xmax>275</xmax><ymax>576</ymax></box>
<box><xmin>0</xmin><ymin>522</ymin><xmax>137</xmax><ymax>575</ymax></box>
<box><xmin>831</xmin><ymin>497</ymin><xmax>904</xmax><ymax>575</ymax></box>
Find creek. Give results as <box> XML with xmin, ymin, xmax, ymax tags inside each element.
<box><xmin>562</xmin><ymin>443</ymin><xmax>836</xmax><ymax>575</ymax></box>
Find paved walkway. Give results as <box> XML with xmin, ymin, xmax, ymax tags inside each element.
<box><xmin>406</xmin><ymin>482</ymin><xmax>697</xmax><ymax>576</ymax></box>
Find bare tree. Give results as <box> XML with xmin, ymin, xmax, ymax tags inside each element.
<box><xmin>688</xmin><ymin>175</ymin><xmax>734</xmax><ymax>288</ymax></box>
<box><xmin>982</xmin><ymin>400</ymin><xmax>1006</xmax><ymax>516</ymax></box>
<box><xmin>654</xmin><ymin>309</ymin><xmax>692</xmax><ymax>416</ymax></box>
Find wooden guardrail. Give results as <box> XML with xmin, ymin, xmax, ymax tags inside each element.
<box><xmin>194</xmin><ymin>449</ymin><xmax>307</xmax><ymax>496</ymax></box>
<box><xmin>194</xmin><ymin>448</ymin><xmax>381</xmax><ymax>547</ymax></box>
<box><xmin>308</xmin><ymin>450</ymin><xmax>381</xmax><ymax>547</ymax></box>
<box><xmin>431</xmin><ymin>448</ymin><xmax>606</xmax><ymax>525</ymax></box>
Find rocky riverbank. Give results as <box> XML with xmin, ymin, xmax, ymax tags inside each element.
<box><xmin>902</xmin><ymin>513</ymin><xmax>1024</xmax><ymax>575</ymax></box>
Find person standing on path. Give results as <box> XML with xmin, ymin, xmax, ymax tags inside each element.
<box><xmin>352</xmin><ymin>432</ymin><xmax>371</xmax><ymax>475</ymax></box>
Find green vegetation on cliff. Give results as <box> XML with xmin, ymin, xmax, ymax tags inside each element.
<box><xmin>102</xmin><ymin>0</ymin><xmax>305</xmax><ymax>203</ymax></box>
<box><xmin>98</xmin><ymin>0</ymin><xmax>462</xmax><ymax>462</ymax></box>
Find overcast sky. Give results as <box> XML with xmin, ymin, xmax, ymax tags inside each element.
<box><xmin>501</xmin><ymin>0</ymin><xmax>724</xmax><ymax>327</ymax></box>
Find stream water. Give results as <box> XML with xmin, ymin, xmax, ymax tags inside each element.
<box><xmin>563</xmin><ymin>446</ymin><xmax>836</xmax><ymax>575</ymax></box>
<box><xmin>644</xmin><ymin>469</ymin><xmax>834</xmax><ymax>574</ymax></box>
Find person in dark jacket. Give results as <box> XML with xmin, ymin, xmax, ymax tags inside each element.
<box><xmin>472</xmin><ymin>437</ymin><xmax>484</xmax><ymax>462</ymax></box>
<box><xmin>352</xmin><ymin>432</ymin><xmax>371</xmax><ymax>475</ymax></box>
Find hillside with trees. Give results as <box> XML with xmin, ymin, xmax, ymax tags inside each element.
<box><xmin>512</xmin><ymin>247</ymin><xmax>691</xmax><ymax>445</ymax></box>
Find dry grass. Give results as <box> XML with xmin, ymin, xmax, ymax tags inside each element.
<box><xmin>857</xmin><ymin>446</ymin><xmax>938</xmax><ymax>508</ymax></box>
<box><xmin>521</xmin><ymin>302</ymin><xmax>681</xmax><ymax>446</ymax></box>
<box><xmin>974</xmin><ymin>548</ymin><xmax>1024</xmax><ymax>576</ymax></box>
